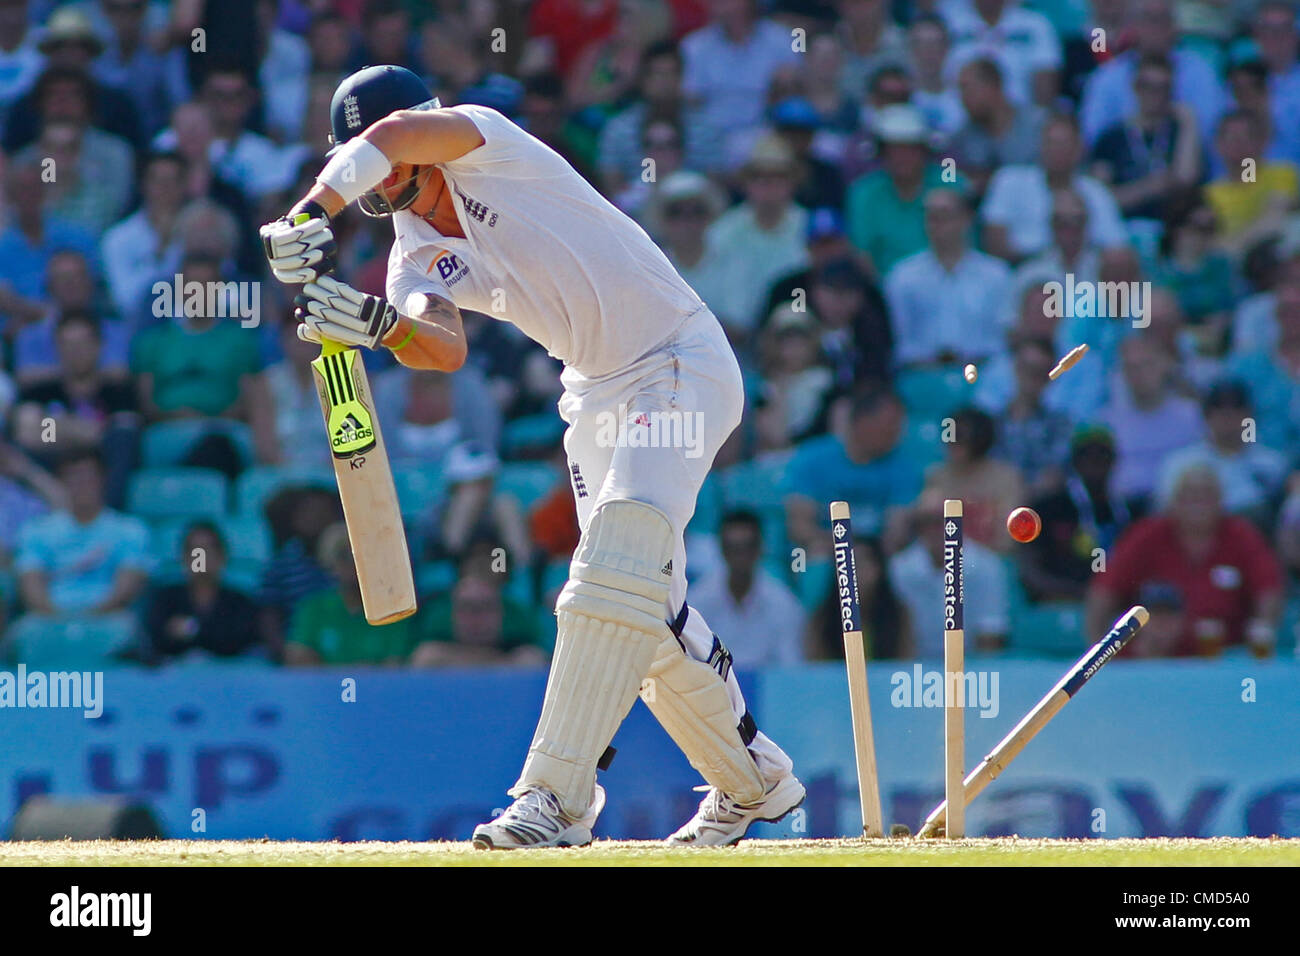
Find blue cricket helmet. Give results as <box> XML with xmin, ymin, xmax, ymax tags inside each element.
<box><xmin>328</xmin><ymin>65</ymin><xmax>441</xmax><ymax>217</ymax></box>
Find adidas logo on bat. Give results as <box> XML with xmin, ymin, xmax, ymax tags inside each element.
<box><xmin>333</xmin><ymin>413</ymin><xmax>373</xmax><ymax>447</ymax></box>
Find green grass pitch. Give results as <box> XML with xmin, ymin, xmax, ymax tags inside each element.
<box><xmin>2</xmin><ymin>837</ymin><xmax>1297</xmax><ymax>867</ymax></box>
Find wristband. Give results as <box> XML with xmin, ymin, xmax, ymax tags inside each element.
<box><xmin>288</xmin><ymin>198</ymin><xmax>329</xmax><ymax>225</ymax></box>
<box><xmin>390</xmin><ymin>324</ymin><xmax>417</xmax><ymax>351</ymax></box>
<box><xmin>317</xmin><ymin>138</ymin><xmax>393</xmax><ymax>205</ymax></box>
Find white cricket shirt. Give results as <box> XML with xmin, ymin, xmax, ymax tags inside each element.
<box><xmin>386</xmin><ymin>105</ymin><xmax>708</xmax><ymax>379</ymax></box>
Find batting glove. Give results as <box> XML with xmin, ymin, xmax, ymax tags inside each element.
<box><xmin>295</xmin><ymin>275</ymin><xmax>398</xmax><ymax>350</ymax></box>
<box><xmin>261</xmin><ymin>200</ymin><xmax>338</xmax><ymax>284</ymax></box>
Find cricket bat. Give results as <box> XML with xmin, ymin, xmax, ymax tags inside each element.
<box><xmin>310</xmin><ymin>334</ymin><xmax>417</xmax><ymax>625</ymax></box>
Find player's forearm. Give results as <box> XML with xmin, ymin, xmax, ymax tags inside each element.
<box><xmin>385</xmin><ymin>296</ymin><xmax>468</xmax><ymax>371</ymax></box>
<box><xmin>298</xmin><ymin>110</ymin><xmax>484</xmax><ymax>221</ymax></box>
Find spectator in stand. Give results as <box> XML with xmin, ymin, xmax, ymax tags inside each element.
<box><xmin>192</xmin><ymin>61</ymin><xmax>297</xmax><ymax>199</ymax></box>
<box><xmin>1006</xmin><ymin>189</ymin><xmax>1100</xmax><ymax>324</ymax></box>
<box><xmin>704</xmin><ymin>134</ymin><xmax>808</xmax><ymax>342</ymax></box>
<box><xmin>0</xmin><ymin>0</ymin><xmax>43</xmax><ymax>109</ymax></box>
<box><xmin>651</xmin><ymin>170</ymin><xmax>730</xmax><ymax>319</ymax></box>
<box><xmin>1229</xmin><ymin>280</ymin><xmax>1300</xmax><ymax>450</ymax></box>
<box><xmin>1086</xmin><ymin>462</ymin><xmax>1282</xmax><ymax>657</ymax></box>
<box><xmin>885</xmin><ymin>187</ymin><xmax>1011</xmax><ymax>367</ymax></box>
<box><xmin>922</xmin><ymin>405</ymin><xmax>1024</xmax><ymax>553</ymax></box>
<box><xmin>1098</xmin><ymin>333</ymin><xmax>1206</xmax><ymax>511</ymax></box>
<box><xmin>806</xmin><ymin>533</ymin><xmax>912</xmax><ymax>659</ymax></box>
<box><xmin>890</xmin><ymin>488</ymin><xmax>1010</xmax><ymax>654</ymax></box>
<box><xmin>1088</xmin><ymin>53</ymin><xmax>1201</xmax><ymax>221</ymax></box>
<box><xmin>988</xmin><ymin>335</ymin><xmax>1073</xmax><ymax>495</ymax></box>
<box><xmin>783</xmin><ymin>384</ymin><xmax>930</xmax><ymax>553</ymax></box>
<box><xmin>1077</xmin><ymin>0</ymin><xmax>1227</xmax><ymax>149</ymax></box>
<box><xmin>12</xmin><ymin>249</ymin><xmax>129</xmax><ymax>387</ymax></box>
<box><xmin>305</xmin><ymin>10</ymin><xmax>355</xmax><ymax>83</ymax></box>
<box><xmin>1225</xmin><ymin>58</ymin><xmax>1282</xmax><ymax>170</ymax></box>
<box><xmin>1154</xmin><ymin>192</ymin><xmax>1236</xmax><ymax>355</ymax></box>
<box><xmin>102</xmin><ymin>150</ymin><xmax>187</xmax><ymax>322</ymax></box>
<box><xmin>833</xmin><ymin>0</ymin><xmax>907</xmax><ymax>102</ymax></box>
<box><xmin>156</xmin><ymin>101</ymin><xmax>255</xmax><ymax>246</ymax></box>
<box><xmin>3</xmin><ymin>10</ymin><xmax>143</xmax><ymax>151</ymax></box>
<box><xmin>17</xmin><ymin>71</ymin><xmax>135</xmax><ymax>235</ymax></box>
<box><xmin>688</xmin><ymin>509</ymin><xmax>805</xmax><ymax>668</ymax></box>
<box><xmin>614</xmin><ymin>116</ymin><xmax>686</xmax><ymax>223</ymax></box>
<box><xmin>258</xmin><ymin>483</ymin><xmax>341</xmax><ymax>657</ymax></box>
<box><xmin>0</xmin><ymin>157</ymin><xmax>99</xmax><ymax>338</ymax></box>
<box><xmin>944</xmin><ymin>0</ymin><xmax>1062</xmax><ymax>107</ymax></box>
<box><xmin>1018</xmin><ymin>425</ymin><xmax>1129</xmax><ymax>604</ymax></box>
<box><xmin>768</xmin><ymin>98</ymin><xmax>845</xmax><ymax>212</ymax></box>
<box><xmin>255</xmin><ymin>0</ymin><xmax>311</xmax><ymax>144</ymax></box>
<box><xmin>1205</xmin><ymin>110</ymin><xmax>1298</xmax><ymax>259</ymax></box>
<box><xmin>799</xmin><ymin>31</ymin><xmax>861</xmax><ymax>150</ymax></box>
<box><xmin>15</xmin><ymin>449</ymin><xmax>150</xmax><ymax>621</ymax></box>
<box><xmin>949</xmin><ymin>57</ymin><xmax>1045</xmax><ymax>198</ymax></box>
<box><xmin>680</xmin><ymin>0</ymin><xmax>800</xmax><ymax>166</ymax></box>
<box><xmin>1250</xmin><ymin>1</ymin><xmax>1300</xmax><ymax>167</ymax></box>
<box><xmin>285</xmin><ymin>521</ymin><xmax>417</xmax><ymax>666</ymax></box>
<box><xmin>0</xmin><ymin>438</ymin><xmax>66</xmax><ymax>565</ymax></box>
<box><xmin>762</xmin><ymin>209</ymin><xmax>872</xmax><ymax>317</ymax></box>
<box><xmin>846</xmin><ymin>104</ymin><xmax>956</xmax><ymax>276</ymax></box>
<box><xmin>1156</xmin><ymin>380</ymin><xmax>1288</xmax><ymax>526</ymax></box>
<box><xmin>374</xmin><ymin>361</ymin><xmax>502</xmax><ymax>466</ymax></box>
<box><xmin>526</xmin><ymin>0</ymin><xmax>620</xmax><ymax>83</ymax></box>
<box><xmin>806</xmin><ymin>253</ymin><xmax>892</xmax><ymax>390</ymax></box>
<box><xmin>518</xmin><ymin>72</ymin><xmax>597</xmax><ymax>184</ymax></box>
<box><xmin>753</xmin><ymin>302</ymin><xmax>835</xmax><ymax>449</ymax></box>
<box><xmin>411</xmin><ymin>570</ymin><xmax>548</xmax><ymax>669</ymax></box>
<box><xmin>144</xmin><ymin>520</ymin><xmax>264</xmax><ymax>663</ymax></box>
<box><xmin>264</xmin><ymin>312</ymin><xmax>329</xmax><ymax>468</ymax></box>
<box><xmin>596</xmin><ymin>40</ymin><xmax>716</xmax><ymax>194</ymax></box>
<box><xmin>96</xmin><ymin>0</ymin><xmax>188</xmax><ymax>139</ymax></box>
<box><xmin>13</xmin><ymin>311</ymin><xmax>139</xmax><ymax>506</ymax></box>
<box><xmin>131</xmin><ymin>250</ymin><xmax>278</xmax><ymax>466</ymax></box>
<box><xmin>436</xmin><ymin>441</ymin><xmax>534</xmax><ymax>568</ymax></box>
<box><xmin>907</xmin><ymin>14</ymin><xmax>963</xmax><ymax>142</ymax></box>
<box><xmin>981</xmin><ymin>112</ymin><xmax>1129</xmax><ymax>264</ymax></box>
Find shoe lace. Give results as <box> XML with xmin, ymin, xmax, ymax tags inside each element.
<box><xmin>692</xmin><ymin>785</ymin><xmax>739</xmax><ymax>823</ymax></box>
<box><xmin>509</xmin><ymin>788</ymin><xmax>564</xmax><ymax>822</ymax></box>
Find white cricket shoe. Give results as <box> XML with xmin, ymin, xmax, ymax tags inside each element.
<box><xmin>472</xmin><ymin>784</ymin><xmax>605</xmax><ymax>850</ymax></box>
<box><xmin>667</xmin><ymin>774</ymin><xmax>806</xmax><ymax>846</ymax></box>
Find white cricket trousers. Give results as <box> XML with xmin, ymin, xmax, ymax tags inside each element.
<box><xmin>558</xmin><ymin>306</ymin><xmax>794</xmax><ymax>783</ymax></box>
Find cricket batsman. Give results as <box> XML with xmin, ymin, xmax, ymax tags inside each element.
<box><xmin>260</xmin><ymin>65</ymin><xmax>804</xmax><ymax>848</ymax></box>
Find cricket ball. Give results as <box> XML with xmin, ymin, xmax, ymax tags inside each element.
<box><xmin>1007</xmin><ymin>506</ymin><xmax>1042</xmax><ymax>543</ymax></box>
<box><xmin>963</xmin><ymin>364</ymin><xmax>978</xmax><ymax>384</ymax></box>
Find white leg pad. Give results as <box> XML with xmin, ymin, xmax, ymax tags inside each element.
<box><xmin>641</xmin><ymin>632</ymin><xmax>766</xmax><ymax>804</ymax></box>
<box><xmin>513</xmin><ymin>499</ymin><xmax>674</xmax><ymax>817</ymax></box>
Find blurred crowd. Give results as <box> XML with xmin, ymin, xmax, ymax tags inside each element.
<box><xmin>0</xmin><ymin>0</ymin><xmax>1297</xmax><ymax>672</ymax></box>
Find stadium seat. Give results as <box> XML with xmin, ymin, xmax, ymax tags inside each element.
<box><xmin>895</xmin><ymin>366</ymin><xmax>968</xmax><ymax>420</ymax></box>
<box><xmin>495</xmin><ymin>462</ymin><xmax>561</xmax><ymax>510</ymax></box>
<box><xmin>126</xmin><ymin>467</ymin><xmax>229</xmax><ymax>522</ymax></box>
<box><xmin>689</xmin><ymin>472</ymin><xmax>723</xmax><ymax>537</ymax></box>
<box><xmin>236</xmin><ymin>464</ymin><xmax>334</xmax><ymax>518</ymax></box>
<box><xmin>717</xmin><ymin>456</ymin><xmax>790</xmax><ymax>513</ymax></box>
<box><xmin>141</xmin><ymin>420</ymin><xmax>255</xmax><ymax>469</ymax></box>
<box><xmin>416</xmin><ymin>559</ymin><xmax>456</xmax><ymax>597</ymax></box>
<box><xmin>393</xmin><ymin>464</ymin><xmax>446</xmax><ymax>520</ymax></box>
<box><xmin>795</xmin><ymin>557</ymin><xmax>833</xmax><ymax>611</ymax></box>
<box><xmin>500</xmin><ymin>413</ymin><xmax>565</xmax><ymax>460</ymax></box>
<box><xmin>5</xmin><ymin>614</ymin><xmax>137</xmax><ymax>670</ymax></box>
<box><xmin>1010</xmin><ymin>602</ymin><xmax>1087</xmax><ymax>658</ymax></box>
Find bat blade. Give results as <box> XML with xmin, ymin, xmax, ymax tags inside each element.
<box><xmin>311</xmin><ymin>338</ymin><xmax>417</xmax><ymax>625</ymax></box>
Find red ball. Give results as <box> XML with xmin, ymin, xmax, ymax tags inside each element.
<box><xmin>1007</xmin><ymin>507</ymin><xmax>1042</xmax><ymax>543</ymax></box>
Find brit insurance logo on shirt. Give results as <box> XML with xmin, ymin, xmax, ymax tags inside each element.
<box><xmin>428</xmin><ymin>250</ymin><xmax>471</xmax><ymax>287</ymax></box>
